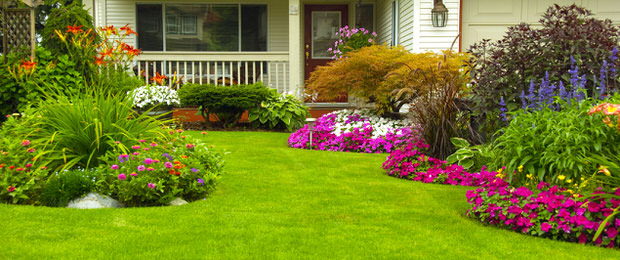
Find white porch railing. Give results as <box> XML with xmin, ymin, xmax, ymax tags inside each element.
<box><xmin>134</xmin><ymin>52</ymin><xmax>290</xmax><ymax>93</ymax></box>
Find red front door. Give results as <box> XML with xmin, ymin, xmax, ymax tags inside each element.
<box><xmin>304</xmin><ymin>5</ymin><xmax>348</xmax><ymax>102</ymax></box>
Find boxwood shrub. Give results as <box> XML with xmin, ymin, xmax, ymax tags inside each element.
<box><xmin>178</xmin><ymin>83</ymin><xmax>272</xmax><ymax>127</ymax></box>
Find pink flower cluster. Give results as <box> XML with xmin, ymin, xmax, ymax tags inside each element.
<box><xmin>382</xmin><ymin>142</ymin><xmax>497</xmax><ymax>186</ymax></box>
<box><xmin>288</xmin><ymin>113</ymin><xmax>421</xmax><ymax>153</ymax></box>
<box><xmin>467</xmin><ymin>181</ymin><xmax>620</xmax><ymax>248</ymax></box>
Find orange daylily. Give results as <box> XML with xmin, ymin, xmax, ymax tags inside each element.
<box><xmin>151</xmin><ymin>72</ymin><xmax>168</xmax><ymax>85</ymax></box>
<box><xmin>66</xmin><ymin>25</ymin><xmax>84</xmax><ymax>34</ymax></box>
<box><xmin>94</xmin><ymin>56</ymin><xmax>106</xmax><ymax>65</ymax></box>
<box><xmin>589</xmin><ymin>102</ymin><xmax>620</xmax><ymax>132</ymax></box>
<box><xmin>19</xmin><ymin>60</ymin><xmax>37</xmax><ymax>71</ymax></box>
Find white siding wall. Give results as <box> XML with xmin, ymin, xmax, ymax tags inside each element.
<box><xmin>101</xmin><ymin>0</ymin><xmax>289</xmax><ymax>52</ymax></box>
<box><xmin>398</xmin><ymin>0</ymin><xmax>415</xmax><ymax>50</ymax></box>
<box><xmin>375</xmin><ymin>0</ymin><xmax>393</xmax><ymax>45</ymax></box>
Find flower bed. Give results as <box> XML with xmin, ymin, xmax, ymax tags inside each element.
<box><xmin>288</xmin><ymin>109</ymin><xmax>420</xmax><ymax>153</ymax></box>
<box><xmin>466</xmin><ymin>181</ymin><xmax>620</xmax><ymax>248</ymax></box>
<box><xmin>0</xmin><ymin>111</ymin><xmax>223</xmax><ymax>207</ymax></box>
<box><xmin>383</xmin><ymin>140</ymin><xmax>620</xmax><ymax>248</ymax></box>
<box><xmin>96</xmin><ymin>130</ymin><xmax>222</xmax><ymax>206</ymax></box>
<box><xmin>382</xmin><ymin>142</ymin><xmax>497</xmax><ymax>186</ymax></box>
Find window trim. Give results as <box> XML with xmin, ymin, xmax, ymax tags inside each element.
<box><xmin>136</xmin><ymin>2</ymin><xmax>270</xmax><ymax>52</ymax></box>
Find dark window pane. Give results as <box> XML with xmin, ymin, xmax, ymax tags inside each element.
<box><xmin>241</xmin><ymin>5</ymin><xmax>267</xmax><ymax>51</ymax></box>
<box><xmin>137</xmin><ymin>4</ymin><xmax>163</xmax><ymax>51</ymax></box>
<box><xmin>356</xmin><ymin>4</ymin><xmax>374</xmax><ymax>32</ymax></box>
<box><xmin>165</xmin><ymin>4</ymin><xmax>239</xmax><ymax>51</ymax></box>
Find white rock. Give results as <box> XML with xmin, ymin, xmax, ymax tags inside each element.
<box><xmin>169</xmin><ymin>197</ymin><xmax>188</xmax><ymax>206</ymax></box>
<box><xmin>67</xmin><ymin>192</ymin><xmax>123</xmax><ymax>209</ymax></box>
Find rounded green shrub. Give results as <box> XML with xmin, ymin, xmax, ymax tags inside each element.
<box><xmin>178</xmin><ymin>83</ymin><xmax>272</xmax><ymax>127</ymax></box>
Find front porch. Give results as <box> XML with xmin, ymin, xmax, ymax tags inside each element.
<box><xmin>89</xmin><ymin>0</ymin><xmax>384</xmax><ymax>100</ymax></box>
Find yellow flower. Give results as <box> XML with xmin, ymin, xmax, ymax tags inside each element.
<box><xmin>608</xmin><ymin>106</ymin><xmax>618</xmax><ymax>114</ymax></box>
<box><xmin>581</xmin><ymin>177</ymin><xmax>585</xmax><ymax>181</ymax></box>
<box><xmin>518</xmin><ymin>165</ymin><xmax>523</xmax><ymax>173</ymax></box>
<box><xmin>558</xmin><ymin>175</ymin><xmax>566</xmax><ymax>181</ymax></box>
<box><xmin>573</xmin><ymin>194</ymin><xmax>579</xmax><ymax>199</ymax></box>
<box><xmin>526</xmin><ymin>174</ymin><xmax>533</xmax><ymax>179</ymax></box>
<box><xmin>566</xmin><ymin>179</ymin><xmax>573</xmax><ymax>184</ymax></box>
<box><xmin>567</xmin><ymin>189</ymin><xmax>574</xmax><ymax>194</ymax></box>
<box><xmin>598</xmin><ymin>166</ymin><xmax>611</xmax><ymax>177</ymax></box>
<box><xmin>495</xmin><ymin>173</ymin><xmax>505</xmax><ymax>179</ymax></box>
<box><xmin>497</xmin><ymin>168</ymin><xmax>504</xmax><ymax>174</ymax></box>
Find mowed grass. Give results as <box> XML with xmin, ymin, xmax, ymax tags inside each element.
<box><xmin>0</xmin><ymin>131</ymin><xmax>618</xmax><ymax>259</ymax></box>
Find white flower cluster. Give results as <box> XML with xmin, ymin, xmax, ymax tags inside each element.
<box><xmin>128</xmin><ymin>85</ymin><xmax>181</xmax><ymax>109</ymax></box>
<box><xmin>330</xmin><ymin>109</ymin><xmax>410</xmax><ymax>138</ymax></box>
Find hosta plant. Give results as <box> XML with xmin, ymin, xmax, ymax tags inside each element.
<box><xmin>248</xmin><ymin>90</ymin><xmax>310</xmax><ymax>132</ymax></box>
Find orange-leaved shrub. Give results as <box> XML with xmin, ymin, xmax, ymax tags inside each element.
<box><xmin>304</xmin><ymin>45</ymin><xmax>469</xmax><ymax>113</ymax></box>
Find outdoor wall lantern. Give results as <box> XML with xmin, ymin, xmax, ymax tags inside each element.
<box><xmin>431</xmin><ymin>0</ymin><xmax>449</xmax><ymax>27</ymax></box>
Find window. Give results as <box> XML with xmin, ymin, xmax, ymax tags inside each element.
<box><xmin>136</xmin><ymin>3</ymin><xmax>267</xmax><ymax>52</ymax></box>
<box><xmin>137</xmin><ymin>4</ymin><xmax>163</xmax><ymax>51</ymax></box>
<box><xmin>355</xmin><ymin>3</ymin><xmax>374</xmax><ymax>32</ymax></box>
<box><xmin>391</xmin><ymin>0</ymin><xmax>399</xmax><ymax>46</ymax></box>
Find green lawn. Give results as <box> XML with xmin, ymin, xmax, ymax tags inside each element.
<box><xmin>0</xmin><ymin>131</ymin><xmax>618</xmax><ymax>259</ymax></box>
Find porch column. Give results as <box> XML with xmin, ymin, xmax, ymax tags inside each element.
<box><xmin>288</xmin><ymin>0</ymin><xmax>303</xmax><ymax>97</ymax></box>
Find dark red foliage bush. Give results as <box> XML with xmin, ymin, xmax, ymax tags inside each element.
<box><xmin>468</xmin><ymin>4</ymin><xmax>620</xmax><ymax>119</ymax></box>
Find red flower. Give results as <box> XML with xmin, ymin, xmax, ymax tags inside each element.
<box><xmin>19</xmin><ymin>61</ymin><xmax>37</xmax><ymax>71</ymax></box>
<box><xmin>124</xmin><ymin>28</ymin><xmax>138</xmax><ymax>36</ymax></box>
<box><xmin>66</xmin><ymin>25</ymin><xmax>84</xmax><ymax>34</ymax></box>
<box><xmin>126</xmin><ymin>48</ymin><xmax>141</xmax><ymax>56</ymax></box>
<box><xmin>94</xmin><ymin>56</ymin><xmax>106</xmax><ymax>65</ymax></box>
<box><xmin>16</xmin><ymin>167</ymin><xmax>24</xmax><ymax>171</ymax></box>
<box><xmin>101</xmin><ymin>25</ymin><xmax>117</xmax><ymax>34</ymax></box>
<box><xmin>0</xmin><ymin>164</ymin><xmax>4</xmax><ymax>168</ymax></box>
<box><xmin>25</xmin><ymin>163</ymin><xmax>32</xmax><ymax>168</ymax></box>
<box><xmin>27</xmin><ymin>148</ymin><xmax>35</xmax><ymax>153</ymax></box>
<box><xmin>150</xmin><ymin>72</ymin><xmax>167</xmax><ymax>85</ymax></box>
<box><xmin>120</xmin><ymin>24</ymin><xmax>131</xmax><ymax>31</ymax></box>
<box><xmin>99</xmin><ymin>49</ymin><xmax>113</xmax><ymax>57</ymax></box>
<box><xmin>9</xmin><ymin>166</ymin><xmax>15</xmax><ymax>170</ymax></box>
<box><xmin>169</xmin><ymin>169</ymin><xmax>176</xmax><ymax>175</ymax></box>
<box><xmin>7</xmin><ymin>186</ymin><xmax>15</xmax><ymax>192</ymax></box>
<box><xmin>40</xmin><ymin>166</ymin><xmax>47</xmax><ymax>170</ymax></box>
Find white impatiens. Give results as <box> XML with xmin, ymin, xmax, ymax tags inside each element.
<box><xmin>128</xmin><ymin>85</ymin><xmax>181</xmax><ymax>109</ymax></box>
<box><xmin>330</xmin><ymin>109</ymin><xmax>410</xmax><ymax>138</ymax></box>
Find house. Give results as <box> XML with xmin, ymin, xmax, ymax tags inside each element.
<box><xmin>83</xmin><ymin>0</ymin><xmax>620</xmax><ymax>103</ymax></box>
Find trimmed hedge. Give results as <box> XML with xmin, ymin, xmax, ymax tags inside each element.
<box><xmin>178</xmin><ymin>83</ymin><xmax>272</xmax><ymax>127</ymax></box>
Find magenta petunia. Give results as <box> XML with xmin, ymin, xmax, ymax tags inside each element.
<box><xmin>118</xmin><ymin>173</ymin><xmax>126</xmax><ymax>180</ymax></box>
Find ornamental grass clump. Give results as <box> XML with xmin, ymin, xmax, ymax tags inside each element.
<box><xmin>288</xmin><ymin>109</ymin><xmax>422</xmax><ymax>153</ymax></box>
<box><xmin>33</xmin><ymin>92</ymin><xmax>170</xmax><ymax>170</ymax></box>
